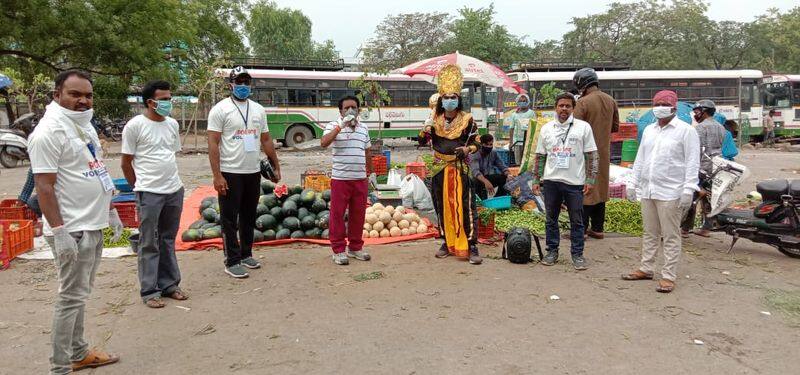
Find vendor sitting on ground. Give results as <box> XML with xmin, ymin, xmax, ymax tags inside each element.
<box><xmin>469</xmin><ymin>134</ymin><xmax>511</xmax><ymax>200</ymax></box>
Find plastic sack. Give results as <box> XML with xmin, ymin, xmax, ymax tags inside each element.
<box><xmin>400</xmin><ymin>173</ymin><xmax>434</xmax><ymax>211</ymax></box>
<box><xmin>387</xmin><ymin>169</ymin><xmax>403</xmax><ymax>186</ymax></box>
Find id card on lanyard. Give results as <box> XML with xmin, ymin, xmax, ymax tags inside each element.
<box><xmin>233</xmin><ymin>99</ymin><xmax>258</xmax><ymax>153</ymax></box>
<box><xmin>554</xmin><ymin>121</ymin><xmax>573</xmax><ymax>169</ymax></box>
<box><xmin>69</xmin><ymin>120</ymin><xmax>114</xmax><ymax>192</ymax></box>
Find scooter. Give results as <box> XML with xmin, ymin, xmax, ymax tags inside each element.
<box><xmin>0</xmin><ymin>112</ymin><xmax>36</xmax><ymax>168</ymax></box>
<box><xmin>703</xmin><ymin>156</ymin><xmax>800</xmax><ymax>258</ymax></box>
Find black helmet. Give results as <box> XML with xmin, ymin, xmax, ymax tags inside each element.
<box><xmin>260</xmin><ymin>158</ymin><xmax>276</xmax><ymax>181</ymax></box>
<box><xmin>693</xmin><ymin>99</ymin><xmax>716</xmax><ymax>115</ymax></box>
<box><xmin>229</xmin><ymin>66</ymin><xmax>251</xmax><ymax>81</ymax></box>
<box><xmin>573</xmin><ymin>68</ymin><xmax>599</xmax><ymax>91</ymax></box>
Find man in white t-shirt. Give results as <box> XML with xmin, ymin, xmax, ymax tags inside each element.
<box><xmin>320</xmin><ymin>96</ymin><xmax>373</xmax><ymax>265</ymax></box>
<box><xmin>29</xmin><ymin>70</ymin><xmax>122</xmax><ymax>374</ymax></box>
<box><xmin>121</xmin><ymin>80</ymin><xmax>187</xmax><ymax>308</ymax></box>
<box><xmin>531</xmin><ymin>92</ymin><xmax>598</xmax><ymax>270</ymax></box>
<box><xmin>207</xmin><ymin>66</ymin><xmax>281</xmax><ymax>278</ymax></box>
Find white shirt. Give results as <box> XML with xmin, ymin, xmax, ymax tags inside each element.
<box><xmin>28</xmin><ymin>102</ymin><xmax>112</xmax><ymax>233</ymax></box>
<box><xmin>535</xmin><ymin>116</ymin><xmax>597</xmax><ymax>186</ymax></box>
<box><xmin>508</xmin><ymin>109</ymin><xmax>536</xmax><ymax>143</ymax></box>
<box><xmin>632</xmin><ymin>117</ymin><xmax>700</xmax><ymax>201</ymax></box>
<box><xmin>121</xmin><ymin>114</ymin><xmax>183</xmax><ymax>194</ymax></box>
<box><xmin>207</xmin><ymin>97</ymin><xmax>268</xmax><ymax>174</ymax></box>
<box><xmin>323</xmin><ymin>119</ymin><xmax>371</xmax><ymax>180</ymax></box>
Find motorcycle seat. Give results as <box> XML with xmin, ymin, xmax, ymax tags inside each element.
<box><xmin>790</xmin><ymin>179</ymin><xmax>800</xmax><ymax>200</ymax></box>
<box><xmin>757</xmin><ymin>179</ymin><xmax>789</xmax><ymax>202</ymax></box>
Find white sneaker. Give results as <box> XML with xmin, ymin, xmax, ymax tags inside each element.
<box><xmin>346</xmin><ymin>248</ymin><xmax>371</xmax><ymax>261</ymax></box>
<box><xmin>332</xmin><ymin>252</ymin><xmax>349</xmax><ymax>265</ymax></box>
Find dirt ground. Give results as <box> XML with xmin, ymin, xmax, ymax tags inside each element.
<box><xmin>0</xmin><ymin>143</ymin><xmax>799</xmax><ymax>374</ymax></box>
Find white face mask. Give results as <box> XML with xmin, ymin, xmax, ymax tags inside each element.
<box><xmin>59</xmin><ymin>104</ymin><xmax>94</xmax><ymax>126</ymax></box>
<box><xmin>652</xmin><ymin>106</ymin><xmax>674</xmax><ymax>119</ymax></box>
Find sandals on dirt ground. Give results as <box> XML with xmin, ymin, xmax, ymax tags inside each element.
<box><xmin>166</xmin><ymin>290</ymin><xmax>189</xmax><ymax>300</ymax></box>
<box><xmin>656</xmin><ymin>279</ymin><xmax>675</xmax><ymax>293</ymax></box>
<box><xmin>145</xmin><ymin>298</ymin><xmax>165</xmax><ymax>308</ymax></box>
<box><xmin>72</xmin><ymin>349</ymin><xmax>119</xmax><ymax>371</ymax></box>
<box><xmin>621</xmin><ymin>270</ymin><xmax>654</xmax><ymax>280</ymax></box>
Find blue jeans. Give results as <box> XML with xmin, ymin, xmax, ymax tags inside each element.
<box><xmin>542</xmin><ymin>180</ymin><xmax>585</xmax><ymax>257</ymax></box>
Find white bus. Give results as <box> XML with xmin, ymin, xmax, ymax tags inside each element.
<box><xmin>761</xmin><ymin>74</ymin><xmax>800</xmax><ymax>137</ymax></box>
<box><xmin>217</xmin><ymin>69</ymin><xmax>495</xmax><ymax>146</ymax></box>
<box><xmin>507</xmin><ymin>69</ymin><xmax>764</xmax><ymax>137</ymax></box>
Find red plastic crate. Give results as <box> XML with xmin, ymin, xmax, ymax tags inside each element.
<box><xmin>405</xmin><ymin>161</ymin><xmax>427</xmax><ymax>179</ymax></box>
<box><xmin>113</xmin><ymin>202</ymin><xmax>139</xmax><ymax>228</ymax></box>
<box><xmin>477</xmin><ymin>213</ymin><xmax>496</xmax><ymax>240</ymax></box>
<box><xmin>0</xmin><ymin>199</ymin><xmax>37</xmax><ymax>221</ymax></box>
<box><xmin>608</xmin><ymin>182</ymin><xmax>627</xmax><ymax>199</ymax></box>
<box><xmin>372</xmin><ymin>155</ymin><xmax>388</xmax><ymax>176</ymax></box>
<box><xmin>1</xmin><ymin>220</ymin><xmax>34</xmax><ymax>269</ymax></box>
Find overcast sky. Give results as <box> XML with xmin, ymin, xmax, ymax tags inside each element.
<box><xmin>271</xmin><ymin>0</ymin><xmax>797</xmax><ymax>58</ymax></box>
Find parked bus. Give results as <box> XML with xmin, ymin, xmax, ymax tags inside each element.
<box><xmin>761</xmin><ymin>74</ymin><xmax>800</xmax><ymax>137</ymax></box>
<box><xmin>216</xmin><ymin>69</ymin><xmax>495</xmax><ymax>146</ymax></box>
<box><xmin>508</xmin><ymin>70</ymin><xmax>764</xmax><ymax>138</ymax></box>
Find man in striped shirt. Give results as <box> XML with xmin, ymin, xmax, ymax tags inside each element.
<box><xmin>321</xmin><ymin>96</ymin><xmax>373</xmax><ymax>265</ymax></box>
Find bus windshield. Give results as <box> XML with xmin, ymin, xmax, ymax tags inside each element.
<box><xmin>762</xmin><ymin>82</ymin><xmax>792</xmax><ymax>107</ymax></box>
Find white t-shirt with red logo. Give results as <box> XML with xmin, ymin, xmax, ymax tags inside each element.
<box><xmin>535</xmin><ymin>116</ymin><xmax>598</xmax><ymax>186</ymax></box>
<box><xmin>207</xmin><ymin>97</ymin><xmax>268</xmax><ymax>174</ymax></box>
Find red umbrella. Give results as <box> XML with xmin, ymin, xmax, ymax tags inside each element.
<box><xmin>392</xmin><ymin>51</ymin><xmax>524</xmax><ymax>94</ymax></box>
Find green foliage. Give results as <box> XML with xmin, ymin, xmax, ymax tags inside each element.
<box><xmin>92</xmin><ymin>76</ymin><xmax>131</xmax><ymax>120</ymax></box>
<box><xmin>361</xmin><ymin>12</ymin><xmax>452</xmax><ymax>71</ymax></box>
<box><xmin>245</xmin><ymin>1</ymin><xmax>338</xmax><ymax>60</ymax></box>
<box><xmin>533</xmin><ymin>83</ymin><xmax>563</xmax><ymax>108</ymax></box>
<box><xmin>349</xmin><ymin>71</ymin><xmax>391</xmax><ymax>137</ymax></box>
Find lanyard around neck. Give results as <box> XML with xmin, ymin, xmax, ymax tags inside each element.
<box><xmin>232</xmin><ymin>98</ymin><xmax>249</xmax><ymax>129</ymax></box>
<box><xmin>559</xmin><ymin>121</ymin><xmax>574</xmax><ymax>145</ymax></box>
<box><xmin>66</xmin><ymin>118</ymin><xmax>98</xmax><ymax>161</ymax></box>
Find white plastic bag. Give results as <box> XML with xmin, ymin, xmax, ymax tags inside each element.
<box><xmin>400</xmin><ymin>174</ymin><xmax>433</xmax><ymax>211</ymax></box>
<box><xmin>387</xmin><ymin>169</ymin><xmax>403</xmax><ymax>186</ymax></box>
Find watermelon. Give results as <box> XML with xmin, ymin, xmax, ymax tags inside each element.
<box><xmin>275</xmin><ymin>224</ymin><xmax>284</xmax><ymax>233</ymax></box>
<box><xmin>212</xmin><ymin>203</ymin><xmax>220</xmax><ymax>212</ymax></box>
<box><xmin>200</xmin><ymin>222</ymin><xmax>217</xmax><ymax>230</ymax></box>
<box><xmin>297</xmin><ymin>207</ymin><xmax>310</xmax><ymax>219</ymax></box>
<box><xmin>261</xmin><ymin>180</ymin><xmax>275</xmax><ymax>194</ymax></box>
<box><xmin>256</xmin><ymin>214</ymin><xmax>277</xmax><ymax>231</ymax></box>
<box><xmin>286</xmin><ymin>194</ymin><xmax>301</xmax><ymax>204</ymax></box>
<box><xmin>201</xmin><ymin>197</ymin><xmax>217</xmax><ymax>210</ymax></box>
<box><xmin>269</xmin><ymin>206</ymin><xmax>283</xmax><ymax>221</ymax></box>
<box><xmin>300</xmin><ymin>189</ymin><xmax>316</xmax><ymax>206</ymax></box>
<box><xmin>189</xmin><ymin>219</ymin><xmax>208</xmax><ymax>230</ymax></box>
<box><xmin>281</xmin><ymin>200</ymin><xmax>298</xmax><ymax>218</ymax></box>
<box><xmin>282</xmin><ymin>217</ymin><xmax>301</xmax><ymax>231</ymax></box>
<box><xmin>321</xmin><ymin>228</ymin><xmax>329</xmax><ymax>239</ymax></box>
<box><xmin>304</xmin><ymin>228</ymin><xmax>321</xmax><ymax>238</ymax></box>
<box><xmin>275</xmin><ymin>228</ymin><xmax>291</xmax><ymax>240</ymax></box>
<box><xmin>311</xmin><ymin>198</ymin><xmax>327</xmax><ymax>213</ymax></box>
<box><xmin>289</xmin><ymin>185</ymin><xmax>303</xmax><ymax>195</ymax></box>
<box><xmin>181</xmin><ymin>229</ymin><xmax>202</xmax><ymax>242</ymax></box>
<box><xmin>263</xmin><ymin>229</ymin><xmax>276</xmax><ymax>241</ymax></box>
<box><xmin>290</xmin><ymin>230</ymin><xmax>305</xmax><ymax>239</ymax></box>
<box><xmin>263</xmin><ymin>194</ymin><xmax>278</xmax><ymax>208</ymax></box>
<box><xmin>316</xmin><ymin>214</ymin><xmax>329</xmax><ymax>230</ymax></box>
<box><xmin>321</xmin><ymin>189</ymin><xmax>332</xmax><ymax>201</ymax></box>
<box><xmin>253</xmin><ymin>229</ymin><xmax>265</xmax><ymax>243</ymax></box>
<box><xmin>300</xmin><ymin>216</ymin><xmax>316</xmax><ymax>230</ymax></box>
<box><xmin>202</xmin><ymin>226</ymin><xmax>222</xmax><ymax>239</ymax></box>
<box><xmin>256</xmin><ymin>204</ymin><xmax>269</xmax><ymax>216</ymax></box>
<box><xmin>317</xmin><ymin>210</ymin><xmax>330</xmax><ymax>218</ymax></box>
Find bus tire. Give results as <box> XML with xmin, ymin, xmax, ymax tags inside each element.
<box><xmin>285</xmin><ymin>124</ymin><xmax>314</xmax><ymax>147</ymax></box>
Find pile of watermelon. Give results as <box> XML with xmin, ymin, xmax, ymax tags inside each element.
<box><xmin>181</xmin><ymin>181</ymin><xmax>333</xmax><ymax>242</ymax></box>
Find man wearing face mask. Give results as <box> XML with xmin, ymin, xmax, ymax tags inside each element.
<box><xmin>207</xmin><ymin>66</ymin><xmax>281</xmax><ymax>278</ymax></box>
<box><xmin>507</xmin><ymin>93</ymin><xmax>536</xmax><ymax>156</ymax></box>
<box><xmin>469</xmin><ymin>134</ymin><xmax>510</xmax><ymax>200</ymax></box>
<box><xmin>531</xmin><ymin>93</ymin><xmax>598</xmax><ymax>270</ymax></box>
<box><xmin>28</xmin><ymin>70</ymin><xmax>122</xmax><ymax>374</ymax></box>
<box><xmin>321</xmin><ymin>96</ymin><xmax>372</xmax><ymax>265</ymax></box>
<box><xmin>623</xmin><ymin>90</ymin><xmax>699</xmax><ymax>293</ymax></box>
<box><xmin>121</xmin><ymin>80</ymin><xmax>187</xmax><ymax>308</ymax></box>
<box><xmin>572</xmin><ymin>68</ymin><xmax>620</xmax><ymax>240</ymax></box>
<box><xmin>681</xmin><ymin>100</ymin><xmax>726</xmax><ymax>237</ymax></box>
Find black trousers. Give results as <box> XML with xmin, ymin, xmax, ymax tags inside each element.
<box><xmin>218</xmin><ymin>172</ymin><xmax>261</xmax><ymax>267</ymax></box>
<box><xmin>582</xmin><ymin>202</ymin><xmax>606</xmax><ymax>233</ymax></box>
<box><xmin>473</xmin><ymin>174</ymin><xmax>508</xmax><ymax>200</ymax></box>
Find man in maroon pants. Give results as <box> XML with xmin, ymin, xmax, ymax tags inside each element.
<box><xmin>320</xmin><ymin>96</ymin><xmax>373</xmax><ymax>265</ymax></box>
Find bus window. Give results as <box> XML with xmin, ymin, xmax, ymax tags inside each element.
<box><xmin>287</xmin><ymin>89</ymin><xmax>318</xmax><ymax>106</ymax></box>
<box><xmin>388</xmin><ymin>90</ymin><xmax>409</xmax><ymax>106</ymax></box>
<box><xmin>763</xmin><ymin>82</ymin><xmax>791</xmax><ymax>107</ymax></box>
<box><xmin>793</xmin><ymin>82</ymin><xmax>800</xmax><ymax>105</ymax></box>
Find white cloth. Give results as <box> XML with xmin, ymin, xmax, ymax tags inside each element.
<box><xmin>534</xmin><ymin>116</ymin><xmax>597</xmax><ymax>186</ymax></box>
<box><xmin>640</xmin><ymin>198</ymin><xmax>682</xmax><ymax>281</ymax></box>
<box><xmin>121</xmin><ymin>114</ymin><xmax>183</xmax><ymax>194</ymax></box>
<box><xmin>508</xmin><ymin>109</ymin><xmax>536</xmax><ymax>144</ymax></box>
<box><xmin>28</xmin><ymin>101</ymin><xmax>112</xmax><ymax>234</ymax></box>
<box><xmin>323</xmin><ymin>119</ymin><xmax>371</xmax><ymax>180</ymax></box>
<box><xmin>632</xmin><ymin>117</ymin><xmax>700</xmax><ymax>201</ymax></box>
<box><xmin>207</xmin><ymin>97</ymin><xmax>268</xmax><ymax>174</ymax></box>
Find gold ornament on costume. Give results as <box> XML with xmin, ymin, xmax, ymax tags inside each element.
<box><xmin>428</xmin><ymin>93</ymin><xmax>440</xmax><ymax>109</ymax></box>
<box><xmin>437</xmin><ymin>64</ymin><xmax>463</xmax><ymax>95</ymax></box>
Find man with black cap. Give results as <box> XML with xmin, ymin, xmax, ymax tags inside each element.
<box><xmin>207</xmin><ymin>66</ymin><xmax>281</xmax><ymax>278</ymax></box>
<box><xmin>573</xmin><ymin>68</ymin><xmax>619</xmax><ymax>240</ymax></box>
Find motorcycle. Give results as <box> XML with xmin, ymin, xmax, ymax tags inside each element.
<box><xmin>0</xmin><ymin>112</ymin><xmax>37</xmax><ymax>168</ymax></box>
<box><xmin>703</xmin><ymin>156</ymin><xmax>800</xmax><ymax>258</ymax></box>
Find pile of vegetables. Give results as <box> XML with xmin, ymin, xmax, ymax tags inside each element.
<box><xmin>103</xmin><ymin>227</ymin><xmax>133</xmax><ymax>247</ymax></box>
<box><xmin>181</xmin><ymin>181</ymin><xmax>333</xmax><ymax>242</ymax></box>
<box><xmin>494</xmin><ymin>208</ymin><xmax>568</xmax><ymax>234</ymax></box>
<box><xmin>363</xmin><ymin>203</ymin><xmax>429</xmax><ymax>238</ymax></box>
<box><xmin>492</xmin><ymin>199</ymin><xmax>643</xmax><ymax>236</ymax></box>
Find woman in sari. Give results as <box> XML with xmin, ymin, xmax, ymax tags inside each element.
<box><xmin>424</xmin><ymin>64</ymin><xmax>482</xmax><ymax>264</ymax></box>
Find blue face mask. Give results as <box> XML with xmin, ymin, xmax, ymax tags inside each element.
<box><xmin>232</xmin><ymin>84</ymin><xmax>251</xmax><ymax>100</ymax></box>
<box><xmin>442</xmin><ymin>98</ymin><xmax>459</xmax><ymax>111</ymax></box>
<box><xmin>152</xmin><ymin>100</ymin><xmax>172</xmax><ymax>117</ymax></box>
<box><xmin>517</xmin><ymin>101</ymin><xmax>529</xmax><ymax>109</ymax></box>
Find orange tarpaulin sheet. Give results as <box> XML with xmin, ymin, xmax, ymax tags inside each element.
<box><xmin>175</xmin><ymin>185</ymin><xmax>437</xmax><ymax>251</ymax></box>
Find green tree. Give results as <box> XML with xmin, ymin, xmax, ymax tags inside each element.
<box><xmin>441</xmin><ymin>4</ymin><xmax>531</xmax><ymax>69</ymax></box>
<box><xmin>349</xmin><ymin>72</ymin><xmax>391</xmax><ymax>138</ymax></box>
<box><xmin>753</xmin><ymin>7</ymin><xmax>800</xmax><ymax>72</ymax></box>
<box><xmin>360</xmin><ymin>12</ymin><xmax>452</xmax><ymax>70</ymax></box>
<box><xmin>245</xmin><ymin>1</ymin><xmax>339</xmax><ymax>61</ymax></box>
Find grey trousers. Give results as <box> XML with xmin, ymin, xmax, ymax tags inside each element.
<box><xmin>45</xmin><ymin>230</ymin><xmax>104</xmax><ymax>375</ymax></box>
<box><xmin>136</xmin><ymin>188</ymin><xmax>184</xmax><ymax>302</ymax></box>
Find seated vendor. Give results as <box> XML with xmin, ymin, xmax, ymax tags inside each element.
<box><xmin>470</xmin><ymin>134</ymin><xmax>511</xmax><ymax>199</ymax></box>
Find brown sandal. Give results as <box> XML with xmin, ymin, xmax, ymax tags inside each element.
<box><xmin>145</xmin><ymin>298</ymin><xmax>165</xmax><ymax>308</ymax></box>
<box><xmin>621</xmin><ymin>270</ymin><xmax>654</xmax><ymax>280</ymax></box>
<box><xmin>656</xmin><ymin>279</ymin><xmax>675</xmax><ymax>293</ymax></box>
<box><xmin>72</xmin><ymin>349</ymin><xmax>120</xmax><ymax>371</ymax></box>
<box><xmin>166</xmin><ymin>290</ymin><xmax>189</xmax><ymax>301</ymax></box>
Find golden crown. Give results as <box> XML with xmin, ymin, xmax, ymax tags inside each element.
<box><xmin>437</xmin><ymin>64</ymin><xmax>463</xmax><ymax>95</ymax></box>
